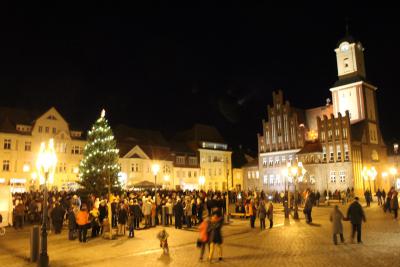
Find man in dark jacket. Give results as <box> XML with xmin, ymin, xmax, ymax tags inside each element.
<box><xmin>67</xmin><ymin>207</ymin><xmax>76</xmax><ymax>240</ymax></box>
<box><xmin>346</xmin><ymin>197</ymin><xmax>366</xmax><ymax>243</ymax></box>
<box><xmin>174</xmin><ymin>199</ymin><xmax>184</xmax><ymax>229</ymax></box>
<box><xmin>304</xmin><ymin>196</ymin><xmax>313</xmax><ymax>223</ymax></box>
<box><xmin>51</xmin><ymin>202</ymin><xmax>65</xmax><ymax>234</ymax></box>
<box><xmin>132</xmin><ymin>200</ymin><xmax>142</xmax><ymax>229</ymax></box>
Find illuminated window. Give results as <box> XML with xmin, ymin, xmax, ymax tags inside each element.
<box><xmin>263</xmin><ymin>175</ymin><xmax>268</xmax><ymax>185</ymax></box>
<box><xmin>344</xmin><ymin>144</ymin><xmax>349</xmax><ymax>161</ymax></box>
<box><xmin>256</xmin><ymin>171</ymin><xmax>259</xmax><ymax>179</ymax></box>
<box><xmin>328</xmin><ymin>130</ymin><xmax>333</xmax><ymax>140</ymax></box>
<box><xmin>25</xmin><ymin>141</ymin><xmax>31</xmax><ymax>151</ymax></box>
<box><xmin>337</xmin><ymin>145</ymin><xmax>342</xmax><ymax>161</ymax></box>
<box><xmin>188</xmin><ymin>157</ymin><xmax>197</xmax><ymax>165</ymax></box>
<box><xmin>45</xmin><ymin>127</ymin><xmax>49</xmax><ymax>133</ymax></box>
<box><xmin>3</xmin><ymin>139</ymin><xmax>11</xmax><ymax>150</ymax></box>
<box><xmin>343</xmin><ymin>128</ymin><xmax>348</xmax><ymax>139</ymax></box>
<box><xmin>330</xmin><ymin>171</ymin><xmax>336</xmax><ymax>183</ymax></box>
<box><xmin>329</xmin><ymin>146</ymin><xmax>334</xmax><ymax>162</ymax></box>
<box><xmin>322</xmin><ymin>146</ymin><xmax>327</xmax><ymax>162</ymax></box>
<box><xmin>52</xmin><ymin>128</ymin><xmax>56</xmax><ymax>134</ymax></box>
<box><xmin>269</xmin><ymin>174</ymin><xmax>275</xmax><ymax>185</ymax></box>
<box><xmin>339</xmin><ymin>171</ymin><xmax>346</xmax><ymax>183</ymax></box>
<box><xmin>71</xmin><ymin>145</ymin><xmax>83</xmax><ymax>155</ymax></box>
<box><xmin>321</xmin><ymin>131</ymin><xmax>325</xmax><ymax>141</ymax></box>
<box><xmin>263</xmin><ymin>158</ymin><xmax>267</xmax><ymax>167</ymax></box>
<box><xmin>39</xmin><ymin>126</ymin><xmax>43</xmax><ymax>133</ymax></box>
<box><xmin>2</xmin><ymin>160</ymin><xmax>10</xmax><ymax>171</ymax></box>
<box><xmin>176</xmin><ymin>156</ymin><xmax>185</xmax><ymax>164</ymax></box>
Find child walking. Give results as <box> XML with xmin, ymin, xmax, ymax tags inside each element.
<box><xmin>157</xmin><ymin>228</ymin><xmax>169</xmax><ymax>255</ymax></box>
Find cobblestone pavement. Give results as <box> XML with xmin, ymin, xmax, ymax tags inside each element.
<box><xmin>1</xmin><ymin>203</ymin><xmax>400</xmax><ymax>267</ymax></box>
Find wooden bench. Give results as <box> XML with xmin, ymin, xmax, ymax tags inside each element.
<box><xmin>230</xmin><ymin>212</ymin><xmax>250</xmax><ymax>219</ymax></box>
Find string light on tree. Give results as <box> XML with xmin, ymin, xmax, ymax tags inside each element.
<box><xmin>78</xmin><ymin>109</ymin><xmax>121</xmax><ymax>196</ymax></box>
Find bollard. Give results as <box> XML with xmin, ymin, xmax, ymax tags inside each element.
<box><xmin>30</xmin><ymin>225</ymin><xmax>40</xmax><ymax>262</ymax></box>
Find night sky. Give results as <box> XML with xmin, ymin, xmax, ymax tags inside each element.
<box><xmin>0</xmin><ymin>7</ymin><xmax>399</xmax><ymax>152</ymax></box>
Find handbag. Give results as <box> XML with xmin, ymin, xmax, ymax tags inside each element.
<box><xmin>196</xmin><ymin>238</ymin><xmax>202</xmax><ymax>248</ymax></box>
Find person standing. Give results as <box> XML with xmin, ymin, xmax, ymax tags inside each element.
<box><xmin>304</xmin><ymin>195</ymin><xmax>313</xmax><ymax>224</ymax></box>
<box><xmin>364</xmin><ymin>190</ymin><xmax>371</xmax><ymax>207</ymax></box>
<box><xmin>14</xmin><ymin>200</ymin><xmax>25</xmax><ymax>230</ymax></box>
<box><xmin>174</xmin><ymin>198</ymin><xmax>184</xmax><ymax>229</ymax></box>
<box><xmin>258</xmin><ymin>201</ymin><xmax>267</xmax><ymax>230</ymax></box>
<box><xmin>248</xmin><ymin>200</ymin><xmax>256</xmax><ymax>228</ymax></box>
<box><xmin>142</xmin><ymin>197</ymin><xmax>152</xmax><ymax>228</ymax></box>
<box><xmin>98</xmin><ymin>200</ymin><xmax>108</xmax><ymax>233</ymax></box>
<box><xmin>165</xmin><ymin>198</ymin><xmax>173</xmax><ymax>226</ymax></box>
<box><xmin>208</xmin><ymin>211</ymin><xmax>223</xmax><ymax>262</ymax></box>
<box><xmin>90</xmin><ymin>205</ymin><xmax>100</xmax><ymax>238</ymax></box>
<box><xmin>118</xmin><ymin>203</ymin><xmax>128</xmax><ymax>236</ymax></box>
<box><xmin>267</xmin><ymin>202</ymin><xmax>273</xmax><ymax>229</ymax></box>
<box><xmin>198</xmin><ymin>216</ymin><xmax>210</xmax><ymax>261</ymax></box>
<box><xmin>391</xmin><ymin>191</ymin><xmax>398</xmax><ymax>220</ymax></box>
<box><xmin>67</xmin><ymin>206</ymin><xmax>76</xmax><ymax>240</ymax></box>
<box><xmin>127</xmin><ymin>200</ymin><xmax>135</xmax><ymax>238</ymax></box>
<box><xmin>51</xmin><ymin>202</ymin><xmax>65</xmax><ymax>234</ymax></box>
<box><xmin>330</xmin><ymin>205</ymin><xmax>345</xmax><ymax>245</ymax></box>
<box><xmin>346</xmin><ymin>197</ymin><xmax>366</xmax><ymax>244</ymax></box>
<box><xmin>376</xmin><ymin>189</ymin><xmax>382</xmax><ymax>206</ymax></box>
<box><xmin>132</xmin><ymin>199</ymin><xmax>142</xmax><ymax>229</ymax></box>
<box><xmin>315</xmin><ymin>191</ymin><xmax>320</xmax><ymax>206</ymax></box>
<box><xmin>76</xmin><ymin>205</ymin><xmax>89</xmax><ymax>243</ymax></box>
<box><xmin>184</xmin><ymin>199</ymin><xmax>193</xmax><ymax>228</ymax></box>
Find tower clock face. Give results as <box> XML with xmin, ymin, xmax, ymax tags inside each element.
<box><xmin>341</xmin><ymin>43</ymin><xmax>349</xmax><ymax>52</ymax></box>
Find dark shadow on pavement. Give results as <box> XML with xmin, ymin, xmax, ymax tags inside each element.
<box><xmin>158</xmin><ymin>253</ymin><xmax>172</xmax><ymax>265</ymax></box>
<box><xmin>307</xmin><ymin>223</ymin><xmax>321</xmax><ymax>227</ymax></box>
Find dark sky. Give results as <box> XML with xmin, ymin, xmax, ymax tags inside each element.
<box><xmin>0</xmin><ymin>6</ymin><xmax>399</xmax><ymax>152</ymax></box>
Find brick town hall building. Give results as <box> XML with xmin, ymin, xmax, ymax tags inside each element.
<box><xmin>247</xmin><ymin>35</ymin><xmax>389</xmax><ymax>197</ymax></box>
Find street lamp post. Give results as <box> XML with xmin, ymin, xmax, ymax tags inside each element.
<box><xmin>282</xmin><ymin>166</ymin><xmax>290</xmax><ymax>219</ymax></box>
<box><xmin>152</xmin><ymin>163</ymin><xmax>160</xmax><ymax>224</ymax></box>
<box><xmin>199</xmin><ymin>175</ymin><xmax>205</xmax><ymax>191</ymax></box>
<box><xmin>225</xmin><ymin>169</ymin><xmax>230</xmax><ymax>223</ymax></box>
<box><xmin>285</xmin><ymin>161</ymin><xmax>306</xmax><ymax>220</ymax></box>
<box><xmin>36</xmin><ymin>139</ymin><xmax>57</xmax><ymax>267</ymax></box>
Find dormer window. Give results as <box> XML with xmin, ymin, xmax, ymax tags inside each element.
<box><xmin>47</xmin><ymin>115</ymin><xmax>57</xmax><ymax>120</ymax></box>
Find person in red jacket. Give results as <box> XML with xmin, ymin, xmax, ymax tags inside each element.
<box><xmin>198</xmin><ymin>216</ymin><xmax>210</xmax><ymax>261</ymax></box>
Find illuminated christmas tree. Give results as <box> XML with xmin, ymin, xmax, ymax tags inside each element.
<box><xmin>78</xmin><ymin>109</ymin><xmax>121</xmax><ymax>196</ymax></box>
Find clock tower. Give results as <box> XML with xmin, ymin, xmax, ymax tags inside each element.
<box><xmin>329</xmin><ymin>34</ymin><xmax>387</xmax><ymax>195</ymax></box>
<box><xmin>330</xmin><ymin>36</ymin><xmax>378</xmax><ymax>127</ymax></box>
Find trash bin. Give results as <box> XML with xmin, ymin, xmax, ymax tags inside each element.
<box><xmin>30</xmin><ymin>225</ymin><xmax>39</xmax><ymax>262</ymax></box>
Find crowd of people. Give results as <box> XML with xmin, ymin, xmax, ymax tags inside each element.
<box><xmin>7</xmin><ymin>185</ymin><xmax>400</xmax><ymax>260</ymax></box>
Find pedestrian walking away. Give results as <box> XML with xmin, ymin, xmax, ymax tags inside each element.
<box><xmin>346</xmin><ymin>197</ymin><xmax>366</xmax><ymax>244</ymax></box>
<box><xmin>330</xmin><ymin>205</ymin><xmax>345</xmax><ymax>245</ymax></box>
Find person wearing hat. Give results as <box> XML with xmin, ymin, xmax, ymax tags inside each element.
<box><xmin>346</xmin><ymin>197</ymin><xmax>366</xmax><ymax>243</ymax></box>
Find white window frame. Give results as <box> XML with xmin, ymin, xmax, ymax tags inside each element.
<box><xmin>339</xmin><ymin>170</ymin><xmax>346</xmax><ymax>183</ymax></box>
<box><xmin>330</xmin><ymin>171</ymin><xmax>336</xmax><ymax>183</ymax></box>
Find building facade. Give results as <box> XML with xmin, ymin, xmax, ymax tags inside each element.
<box><xmin>254</xmin><ymin>35</ymin><xmax>388</xmax><ymax>196</ymax></box>
<box><xmin>0</xmin><ymin>107</ymin><xmax>85</xmax><ymax>192</ymax></box>
<box><xmin>0</xmin><ymin>109</ymin><xmax>233</xmax><ymax>192</ymax></box>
